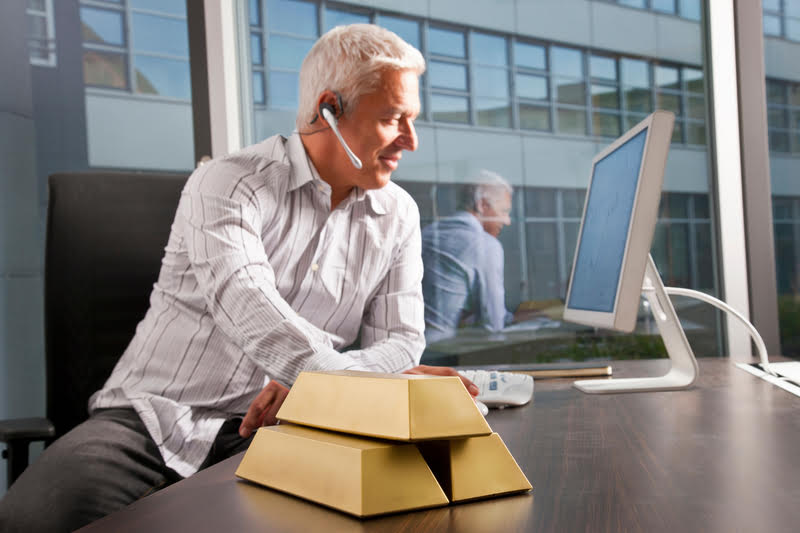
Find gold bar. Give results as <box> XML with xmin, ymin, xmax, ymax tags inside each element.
<box><xmin>276</xmin><ymin>370</ymin><xmax>492</xmax><ymax>441</ymax></box>
<box><xmin>235</xmin><ymin>425</ymin><xmax>449</xmax><ymax>517</ymax></box>
<box><xmin>418</xmin><ymin>433</ymin><xmax>532</xmax><ymax>502</ymax></box>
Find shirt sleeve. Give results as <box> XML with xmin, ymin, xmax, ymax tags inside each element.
<box><xmin>476</xmin><ymin>236</ymin><xmax>509</xmax><ymax>333</ymax></box>
<box><xmin>335</xmin><ymin>200</ymin><xmax>426</xmax><ymax>373</ymax></box>
<box><xmin>180</xmin><ymin>163</ymin><xmax>368</xmax><ymax>386</ymax></box>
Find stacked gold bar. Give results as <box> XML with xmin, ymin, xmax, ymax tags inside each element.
<box><xmin>236</xmin><ymin>370</ymin><xmax>531</xmax><ymax>517</ymax></box>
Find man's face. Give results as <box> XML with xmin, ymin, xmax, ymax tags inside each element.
<box><xmin>479</xmin><ymin>190</ymin><xmax>512</xmax><ymax>238</ymax></box>
<box><xmin>334</xmin><ymin>69</ymin><xmax>420</xmax><ymax>190</ymax></box>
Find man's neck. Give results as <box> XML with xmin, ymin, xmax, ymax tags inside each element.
<box><xmin>301</xmin><ymin>132</ymin><xmax>353</xmax><ymax>210</ymax></box>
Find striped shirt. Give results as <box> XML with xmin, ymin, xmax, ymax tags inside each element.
<box><xmin>89</xmin><ymin>133</ymin><xmax>425</xmax><ymax>477</ymax></box>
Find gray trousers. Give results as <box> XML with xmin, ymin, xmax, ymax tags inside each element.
<box><xmin>0</xmin><ymin>408</ymin><xmax>253</xmax><ymax>532</ymax></box>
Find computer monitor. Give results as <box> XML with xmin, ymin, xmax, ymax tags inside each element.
<box><xmin>563</xmin><ymin>110</ymin><xmax>699</xmax><ymax>393</ymax></box>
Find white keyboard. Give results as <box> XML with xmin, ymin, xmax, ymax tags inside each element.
<box><xmin>458</xmin><ymin>369</ymin><xmax>534</xmax><ymax>409</ymax></box>
<box><xmin>769</xmin><ymin>361</ymin><xmax>800</xmax><ymax>385</ymax></box>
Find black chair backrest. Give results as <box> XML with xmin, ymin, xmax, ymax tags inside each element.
<box><xmin>45</xmin><ymin>172</ymin><xmax>187</xmax><ymax>437</ymax></box>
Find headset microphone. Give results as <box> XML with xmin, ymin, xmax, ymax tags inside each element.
<box><xmin>319</xmin><ymin>102</ymin><xmax>363</xmax><ymax>170</ymax></box>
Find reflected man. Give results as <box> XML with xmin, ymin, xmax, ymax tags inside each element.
<box><xmin>422</xmin><ymin>171</ymin><xmax>514</xmax><ymax>343</ymax></box>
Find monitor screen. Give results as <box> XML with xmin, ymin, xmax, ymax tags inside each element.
<box><xmin>567</xmin><ymin>129</ymin><xmax>648</xmax><ymax>313</ymax></box>
<box><xmin>562</xmin><ymin>111</ymin><xmax>674</xmax><ymax>332</ymax></box>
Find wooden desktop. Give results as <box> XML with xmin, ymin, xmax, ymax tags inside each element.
<box><xmin>79</xmin><ymin>358</ymin><xmax>800</xmax><ymax>532</ymax></box>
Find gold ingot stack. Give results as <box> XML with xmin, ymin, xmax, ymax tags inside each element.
<box><xmin>235</xmin><ymin>370</ymin><xmax>532</xmax><ymax>517</ymax></box>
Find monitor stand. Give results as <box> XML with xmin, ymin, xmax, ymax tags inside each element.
<box><xmin>574</xmin><ymin>254</ymin><xmax>699</xmax><ymax>394</ymax></box>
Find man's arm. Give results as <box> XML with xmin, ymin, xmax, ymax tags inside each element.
<box><xmin>342</xmin><ymin>209</ymin><xmax>426</xmax><ymax>373</ymax></box>
<box><xmin>180</xmin><ymin>162</ymin><xmax>368</xmax><ymax>386</ymax></box>
<box><xmin>476</xmin><ymin>236</ymin><xmax>510</xmax><ymax>332</ymax></box>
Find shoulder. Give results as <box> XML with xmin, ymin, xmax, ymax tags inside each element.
<box><xmin>372</xmin><ymin>182</ymin><xmax>420</xmax><ymax>220</ymax></box>
<box><xmin>184</xmin><ymin>135</ymin><xmax>291</xmax><ymax>203</ymax></box>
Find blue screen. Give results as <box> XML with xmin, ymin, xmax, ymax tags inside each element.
<box><xmin>567</xmin><ymin>128</ymin><xmax>648</xmax><ymax>312</ymax></box>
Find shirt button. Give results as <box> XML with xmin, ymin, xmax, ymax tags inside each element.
<box><xmin>311</xmin><ymin>263</ymin><xmax>319</xmax><ymax>272</ymax></box>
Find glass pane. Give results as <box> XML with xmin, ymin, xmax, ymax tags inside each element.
<box><xmin>590</xmin><ymin>55</ymin><xmax>617</xmax><ymax>81</ymax></box>
<box><xmin>687</xmin><ymin>96</ymin><xmax>705</xmax><ymax>119</ymax></box>
<box><xmin>693</xmin><ymin>193</ymin><xmax>710</xmax><ymax>219</ymax></box>
<box><xmin>652</xmin><ymin>0</ymin><xmax>676</xmax><ymax>14</ymax></box>
<box><xmin>517</xmin><ymin>74</ymin><xmax>548</xmax><ymax>101</ymax></box>
<box><xmin>772</xmin><ymin>197</ymin><xmax>794</xmax><ymax>220</ymax></box>
<box><xmin>683</xmin><ymin>67</ymin><xmax>704</xmax><ymax>93</ymax></box>
<box><xmin>515</xmin><ymin>41</ymin><xmax>546</xmax><ymax>70</ymax></box>
<box><xmin>591</xmin><ymin>84</ymin><xmax>619</xmax><ymax>109</ymax></box>
<box><xmin>429</xmin><ymin>27</ymin><xmax>465</xmax><ymax>58</ymax></box>
<box><xmin>555</xmin><ymin>78</ymin><xmax>585</xmax><ymax>105</ymax></box>
<box><xmin>562</xmin><ymin>189</ymin><xmax>586</xmax><ymax>218</ymax></box>
<box><xmin>592</xmin><ymin>112</ymin><xmax>620</xmax><ymax>137</ymax></box>
<box><xmin>253</xmin><ymin>70</ymin><xmax>265</xmax><ymax>104</ymax></box>
<box><xmin>657</xmin><ymin>92</ymin><xmax>681</xmax><ymax>114</ymax></box>
<box><xmin>526</xmin><ymin>222</ymin><xmax>560</xmax><ymax>300</ymax></box>
<box><xmin>660</xmin><ymin>193</ymin><xmax>689</xmax><ymax>218</ymax></box>
<box><xmin>269</xmin><ymin>35</ymin><xmax>313</xmax><ymax>70</ymax></box>
<box><xmin>267</xmin><ymin>0</ymin><xmax>317</xmax><ymax>37</ymax></box>
<box><xmin>788</xmin><ymin>2</ymin><xmax>800</xmax><ymax>16</ymax></box>
<box><xmin>625</xmin><ymin>113</ymin><xmax>648</xmax><ymax>131</ymax></box>
<box><xmin>551</xmin><ymin>47</ymin><xmax>583</xmax><ymax>78</ymax></box>
<box><xmin>132</xmin><ymin>13</ymin><xmax>189</xmax><ymax>57</ymax></box>
<box><xmin>621</xmin><ymin>58</ymin><xmax>650</xmax><ymax>88</ymax></box>
<box><xmin>519</xmin><ymin>103</ymin><xmax>550</xmax><ymax>131</ymax></box>
<box><xmin>269</xmin><ymin>70</ymin><xmax>299</xmax><ymax>109</ymax></box>
<box><xmin>763</xmin><ymin>15</ymin><xmax>781</xmax><ymax>36</ymax></box>
<box><xmin>768</xmin><ymin>108</ymin><xmax>788</xmax><ymax>128</ymax></box>
<box><xmin>28</xmin><ymin>14</ymin><xmax>47</xmax><ymax>41</ymax></box>
<box><xmin>133</xmin><ymin>55</ymin><xmax>191</xmax><ymax>99</ymax></box>
<box><xmin>769</xmin><ymin>130</ymin><xmax>790</xmax><ymax>152</ymax></box>
<box><xmin>619</xmin><ymin>0</ymin><xmax>646</xmax><ymax>8</ymax></box>
<box><xmin>625</xmin><ymin>87</ymin><xmax>652</xmax><ymax>113</ymax></box>
<box><xmin>430</xmin><ymin>61</ymin><xmax>467</xmax><ymax>90</ymax></box>
<box><xmin>379</xmin><ymin>16</ymin><xmax>419</xmax><ymax>49</ymax></box>
<box><xmin>431</xmin><ymin>94</ymin><xmax>469</xmax><ymax>123</ymax></box>
<box><xmin>525</xmin><ymin>187</ymin><xmax>556</xmax><ymax>217</ymax></box>
<box><xmin>476</xmin><ymin>98</ymin><xmax>511</xmax><ymax>128</ymax></box>
<box><xmin>83</xmin><ymin>50</ymin><xmax>127</xmax><ymax>89</ymax></box>
<box><xmin>325</xmin><ymin>8</ymin><xmax>369</xmax><ymax>31</ymax></box>
<box><xmin>793</xmin><ymin>131</ymin><xmax>800</xmax><ymax>153</ymax></box>
<box><xmin>230</xmin><ymin>0</ymin><xmax>718</xmax><ymax>366</ymax></box>
<box><xmin>557</xmin><ymin>107</ymin><xmax>586</xmax><ymax>134</ymax></box>
<box><xmin>80</xmin><ymin>7</ymin><xmax>124</xmax><ymax>45</ymax></box>
<box><xmin>474</xmin><ymin>66</ymin><xmax>508</xmax><ymax>98</ymax></box>
<box><xmin>655</xmin><ymin>65</ymin><xmax>679</xmax><ymax>89</ymax></box>
<box><xmin>774</xmin><ymin>224</ymin><xmax>798</xmax><ymax>294</ymax></box>
<box><xmin>130</xmin><ymin>0</ymin><xmax>186</xmax><ymax>16</ymax></box>
<box><xmin>679</xmin><ymin>0</ymin><xmax>701</xmax><ymax>22</ymax></box>
<box><xmin>763</xmin><ymin>0</ymin><xmax>780</xmax><ymax>10</ymax></box>
<box><xmin>29</xmin><ymin>0</ymin><xmax>46</xmax><ymax>11</ymax></box>
<box><xmin>251</xmin><ymin>33</ymin><xmax>263</xmax><ymax>65</ymax></box>
<box><xmin>472</xmin><ymin>33</ymin><xmax>507</xmax><ymax>66</ymax></box>
<box><xmin>687</xmin><ymin>121</ymin><xmax>705</xmax><ymax>145</ymax></box>
<box><xmin>790</xmin><ymin>84</ymin><xmax>800</xmax><ymax>105</ymax></box>
<box><xmin>250</xmin><ymin>0</ymin><xmax>262</xmax><ymax>26</ymax></box>
<box><xmin>767</xmin><ymin>80</ymin><xmax>786</xmax><ymax>104</ymax></box>
<box><xmin>787</xmin><ymin>19</ymin><xmax>800</xmax><ymax>41</ymax></box>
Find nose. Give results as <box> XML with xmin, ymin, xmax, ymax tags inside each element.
<box><xmin>396</xmin><ymin>118</ymin><xmax>418</xmax><ymax>152</ymax></box>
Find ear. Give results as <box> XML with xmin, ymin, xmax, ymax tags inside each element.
<box><xmin>316</xmin><ymin>91</ymin><xmax>341</xmax><ymax>115</ymax></box>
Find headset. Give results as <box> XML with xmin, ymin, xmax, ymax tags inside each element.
<box><xmin>310</xmin><ymin>93</ymin><xmax>362</xmax><ymax>170</ymax></box>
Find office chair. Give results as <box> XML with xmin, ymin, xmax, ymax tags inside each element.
<box><xmin>0</xmin><ymin>171</ymin><xmax>187</xmax><ymax>488</ymax></box>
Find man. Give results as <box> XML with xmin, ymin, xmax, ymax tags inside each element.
<box><xmin>0</xmin><ymin>24</ymin><xmax>476</xmax><ymax>531</ymax></box>
<box><xmin>421</xmin><ymin>171</ymin><xmax>514</xmax><ymax>343</ymax></box>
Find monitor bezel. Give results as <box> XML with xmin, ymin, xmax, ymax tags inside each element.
<box><xmin>562</xmin><ymin>110</ymin><xmax>675</xmax><ymax>332</ymax></box>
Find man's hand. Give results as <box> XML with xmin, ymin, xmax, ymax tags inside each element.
<box><xmin>239</xmin><ymin>379</ymin><xmax>290</xmax><ymax>438</ymax></box>
<box><xmin>403</xmin><ymin>364</ymin><xmax>479</xmax><ymax>397</ymax></box>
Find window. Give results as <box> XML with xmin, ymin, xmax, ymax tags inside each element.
<box><xmin>27</xmin><ymin>0</ymin><xmax>57</xmax><ymax>67</ymax></box>
<box><xmin>763</xmin><ymin>0</ymin><xmax>800</xmax><ymax>42</ymax></box>
<box><xmin>80</xmin><ymin>0</ymin><xmax>191</xmax><ymax>100</ymax></box>
<box><xmin>603</xmin><ymin>0</ymin><xmax>701</xmax><ymax>21</ymax></box>
<box><xmin>766</xmin><ymin>79</ymin><xmax>800</xmax><ymax>153</ymax></box>
<box><xmin>429</xmin><ymin>26</ymin><xmax>469</xmax><ymax>123</ymax></box>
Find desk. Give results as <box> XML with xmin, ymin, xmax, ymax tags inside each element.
<box><xmin>80</xmin><ymin>359</ymin><xmax>800</xmax><ymax>532</ymax></box>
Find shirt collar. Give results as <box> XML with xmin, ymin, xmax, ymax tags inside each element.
<box><xmin>286</xmin><ymin>131</ymin><xmax>387</xmax><ymax>215</ymax></box>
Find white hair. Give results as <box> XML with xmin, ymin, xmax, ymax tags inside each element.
<box><xmin>296</xmin><ymin>24</ymin><xmax>425</xmax><ymax>130</ymax></box>
<box><xmin>459</xmin><ymin>170</ymin><xmax>513</xmax><ymax>211</ymax></box>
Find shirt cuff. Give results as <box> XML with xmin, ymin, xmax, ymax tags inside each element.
<box><xmin>302</xmin><ymin>346</ymin><xmax>369</xmax><ymax>373</ymax></box>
